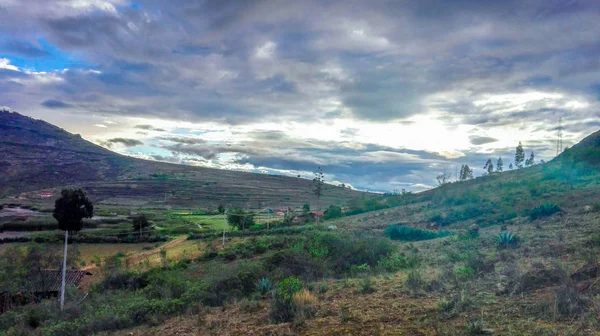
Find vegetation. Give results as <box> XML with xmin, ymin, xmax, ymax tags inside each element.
<box><xmin>226</xmin><ymin>207</ymin><xmax>255</xmax><ymax>231</ymax></box>
<box><xmin>323</xmin><ymin>205</ymin><xmax>343</xmax><ymax>220</ymax></box>
<box><xmin>53</xmin><ymin>189</ymin><xmax>94</xmax><ymax>232</ymax></box>
<box><xmin>529</xmin><ymin>203</ymin><xmax>561</xmax><ymax>220</ymax></box>
<box><xmin>384</xmin><ymin>224</ymin><xmax>452</xmax><ymax>241</ymax></box>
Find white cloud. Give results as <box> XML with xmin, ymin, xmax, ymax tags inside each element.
<box><xmin>0</xmin><ymin>58</ymin><xmax>19</xmax><ymax>71</ymax></box>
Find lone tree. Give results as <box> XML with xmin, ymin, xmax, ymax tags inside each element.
<box><xmin>496</xmin><ymin>157</ymin><xmax>504</xmax><ymax>172</ymax></box>
<box><xmin>302</xmin><ymin>203</ymin><xmax>310</xmax><ymax>214</ymax></box>
<box><xmin>436</xmin><ymin>172</ymin><xmax>451</xmax><ymax>185</ymax></box>
<box><xmin>509</xmin><ymin>163</ymin><xmax>513</xmax><ymax>170</ymax></box>
<box><xmin>226</xmin><ymin>207</ymin><xmax>255</xmax><ymax>231</ymax></box>
<box><xmin>132</xmin><ymin>215</ymin><xmax>151</xmax><ymax>237</ymax></box>
<box><xmin>459</xmin><ymin>164</ymin><xmax>473</xmax><ymax>181</ymax></box>
<box><xmin>525</xmin><ymin>151</ymin><xmax>535</xmax><ymax>167</ymax></box>
<box><xmin>515</xmin><ymin>142</ymin><xmax>525</xmax><ymax>168</ymax></box>
<box><xmin>312</xmin><ymin>167</ymin><xmax>324</xmax><ymax>225</ymax></box>
<box><xmin>217</xmin><ymin>204</ymin><xmax>225</xmax><ymax>214</ymax></box>
<box><xmin>483</xmin><ymin>159</ymin><xmax>494</xmax><ymax>175</ymax></box>
<box><xmin>53</xmin><ymin>189</ymin><xmax>93</xmax><ymax>310</ymax></box>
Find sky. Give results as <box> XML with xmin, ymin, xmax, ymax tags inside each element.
<box><xmin>1</xmin><ymin>0</ymin><xmax>599</xmax><ymax>192</ymax></box>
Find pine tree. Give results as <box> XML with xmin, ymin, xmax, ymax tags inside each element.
<box><xmin>525</xmin><ymin>152</ymin><xmax>535</xmax><ymax>167</ymax></box>
<box><xmin>496</xmin><ymin>157</ymin><xmax>503</xmax><ymax>172</ymax></box>
<box><xmin>509</xmin><ymin>163</ymin><xmax>513</xmax><ymax>170</ymax></box>
<box><xmin>515</xmin><ymin>142</ymin><xmax>525</xmax><ymax>168</ymax></box>
<box><xmin>483</xmin><ymin>159</ymin><xmax>494</xmax><ymax>175</ymax></box>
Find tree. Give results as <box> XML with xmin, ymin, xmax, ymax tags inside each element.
<box><xmin>312</xmin><ymin>167</ymin><xmax>324</xmax><ymax>225</ymax></box>
<box><xmin>515</xmin><ymin>142</ymin><xmax>525</xmax><ymax>168</ymax></box>
<box><xmin>217</xmin><ymin>204</ymin><xmax>225</xmax><ymax>214</ymax></box>
<box><xmin>436</xmin><ymin>172</ymin><xmax>451</xmax><ymax>185</ymax></box>
<box><xmin>324</xmin><ymin>205</ymin><xmax>343</xmax><ymax>220</ymax></box>
<box><xmin>53</xmin><ymin>188</ymin><xmax>93</xmax><ymax>310</ymax></box>
<box><xmin>459</xmin><ymin>164</ymin><xmax>473</xmax><ymax>181</ymax></box>
<box><xmin>302</xmin><ymin>203</ymin><xmax>310</xmax><ymax>214</ymax></box>
<box><xmin>509</xmin><ymin>163</ymin><xmax>513</xmax><ymax>170</ymax></box>
<box><xmin>525</xmin><ymin>151</ymin><xmax>535</xmax><ymax>167</ymax></box>
<box><xmin>226</xmin><ymin>207</ymin><xmax>255</xmax><ymax>231</ymax></box>
<box><xmin>53</xmin><ymin>189</ymin><xmax>94</xmax><ymax>232</ymax></box>
<box><xmin>483</xmin><ymin>159</ymin><xmax>494</xmax><ymax>175</ymax></box>
<box><xmin>132</xmin><ymin>215</ymin><xmax>151</xmax><ymax>236</ymax></box>
<box><xmin>496</xmin><ymin>157</ymin><xmax>503</xmax><ymax>172</ymax></box>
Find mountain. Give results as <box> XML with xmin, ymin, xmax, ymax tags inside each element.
<box><xmin>0</xmin><ymin>110</ymin><xmax>364</xmax><ymax>208</ymax></box>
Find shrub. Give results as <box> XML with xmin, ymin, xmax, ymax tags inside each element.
<box><xmin>359</xmin><ymin>277</ymin><xmax>376</xmax><ymax>294</ymax></box>
<box><xmin>292</xmin><ymin>289</ymin><xmax>318</xmax><ymax>320</ymax></box>
<box><xmin>496</xmin><ymin>232</ymin><xmax>520</xmax><ymax>249</ymax></box>
<box><xmin>256</xmin><ymin>277</ymin><xmax>272</xmax><ymax>295</ymax></box>
<box><xmin>529</xmin><ymin>203</ymin><xmax>561</xmax><ymax>220</ymax></box>
<box><xmin>377</xmin><ymin>254</ymin><xmax>409</xmax><ymax>272</ymax></box>
<box><xmin>463</xmin><ymin>317</ymin><xmax>485</xmax><ymax>335</ymax></box>
<box><xmin>323</xmin><ymin>205</ymin><xmax>343</xmax><ymax>220</ymax></box>
<box><xmin>278</xmin><ymin>277</ymin><xmax>303</xmax><ymax>301</ymax></box>
<box><xmin>405</xmin><ymin>270</ymin><xmax>424</xmax><ymax>293</ymax></box>
<box><xmin>384</xmin><ymin>225</ymin><xmax>452</xmax><ymax>241</ymax></box>
<box><xmin>468</xmin><ymin>224</ymin><xmax>479</xmax><ymax>238</ymax></box>
<box><xmin>318</xmin><ymin>283</ymin><xmax>329</xmax><ymax>294</ymax></box>
<box><xmin>269</xmin><ymin>291</ymin><xmax>295</xmax><ymax>323</ymax></box>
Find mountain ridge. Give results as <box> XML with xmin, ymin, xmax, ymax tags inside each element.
<box><xmin>0</xmin><ymin>110</ymin><xmax>363</xmax><ymax>208</ymax></box>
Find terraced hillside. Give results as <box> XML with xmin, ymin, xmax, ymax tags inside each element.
<box><xmin>0</xmin><ymin>110</ymin><xmax>364</xmax><ymax>208</ymax></box>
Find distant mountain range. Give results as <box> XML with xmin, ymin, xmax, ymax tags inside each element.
<box><xmin>0</xmin><ymin>110</ymin><xmax>363</xmax><ymax>208</ymax></box>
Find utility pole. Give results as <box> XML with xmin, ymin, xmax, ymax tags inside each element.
<box><xmin>222</xmin><ymin>210</ymin><xmax>227</xmax><ymax>247</ymax></box>
<box><xmin>60</xmin><ymin>230</ymin><xmax>68</xmax><ymax>310</ymax></box>
<box><xmin>556</xmin><ymin>117</ymin><xmax>564</xmax><ymax>156</ymax></box>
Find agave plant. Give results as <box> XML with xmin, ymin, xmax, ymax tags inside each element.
<box><xmin>496</xmin><ymin>231</ymin><xmax>519</xmax><ymax>249</ymax></box>
<box><xmin>256</xmin><ymin>277</ymin><xmax>272</xmax><ymax>295</ymax></box>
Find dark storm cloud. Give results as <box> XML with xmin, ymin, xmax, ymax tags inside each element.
<box><xmin>106</xmin><ymin>138</ymin><xmax>143</xmax><ymax>147</ymax></box>
<box><xmin>135</xmin><ymin>125</ymin><xmax>166</xmax><ymax>132</ymax></box>
<box><xmin>470</xmin><ymin>136</ymin><xmax>499</xmax><ymax>145</ymax></box>
<box><xmin>41</xmin><ymin>99</ymin><xmax>71</xmax><ymax>109</ymax></box>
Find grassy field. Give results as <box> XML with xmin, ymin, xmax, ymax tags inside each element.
<box><xmin>1</xmin><ymin>131</ymin><xmax>599</xmax><ymax>335</ymax></box>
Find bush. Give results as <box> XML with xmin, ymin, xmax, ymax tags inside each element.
<box><xmin>405</xmin><ymin>270</ymin><xmax>424</xmax><ymax>293</ymax></box>
<box><xmin>323</xmin><ymin>205</ymin><xmax>343</xmax><ymax>220</ymax></box>
<box><xmin>278</xmin><ymin>277</ymin><xmax>303</xmax><ymax>301</ymax></box>
<box><xmin>360</xmin><ymin>277</ymin><xmax>376</xmax><ymax>294</ymax></box>
<box><xmin>384</xmin><ymin>225</ymin><xmax>452</xmax><ymax>241</ymax></box>
<box><xmin>269</xmin><ymin>291</ymin><xmax>295</xmax><ymax>323</ymax></box>
<box><xmin>529</xmin><ymin>203</ymin><xmax>561</xmax><ymax>220</ymax></box>
<box><xmin>496</xmin><ymin>232</ymin><xmax>520</xmax><ymax>249</ymax></box>
<box><xmin>292</xmin><ymin>289</ymin><xmax>318</xmax><ymax>320</ymax></box>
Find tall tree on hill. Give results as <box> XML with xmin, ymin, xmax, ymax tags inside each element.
<box><xmin>483</xmin><ymin>159</ymin><xmax>494</xmax><ymax>175</ymax></box>
<box><xmin>515</xmin><ymin>142</ymin><xmax>525</xmax><ymax>168</ymax></box>
<box><xmin>525</xmin><ymin>152</ymin><xmax>535</xmax><ymax>167</ymax></box>
<box><xmin>53</xmin><ymin>189</ymin><xmax>93</xmax><ymax>310</ymax></box>
<box><xmin>496</xmin><ymin>157</ymin><xmax>504</xmax><ymax>172</ymax></box>
<box><xmin>459</xmin><ymin>164</ymin><xmax>473</xmax><ymax>181</ymax></box>
<box><xmin>436</xmin><ymin>171</ymin><xmax>451</xmax><ymax>185</ymax></box>
<box><xmin>312</xmin><ymin>166</ymin><xmax>324</xmax><ymax>225</ymax></box>
<box><xmin>509</xmin><ymin>163</ymin><xmax>513</xmax><ymax>170</ymax></box>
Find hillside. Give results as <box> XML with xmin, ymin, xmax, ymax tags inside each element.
<box><xmin>0</xmin><ymin>110</ymin><xmax>363</xmax><ymax>208</ymax></box>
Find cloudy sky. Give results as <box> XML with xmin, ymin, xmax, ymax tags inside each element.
<box><xmin>1</xmin><ymin>0</ymin><xmax>599</xmax><ymax>192</ymax></box>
